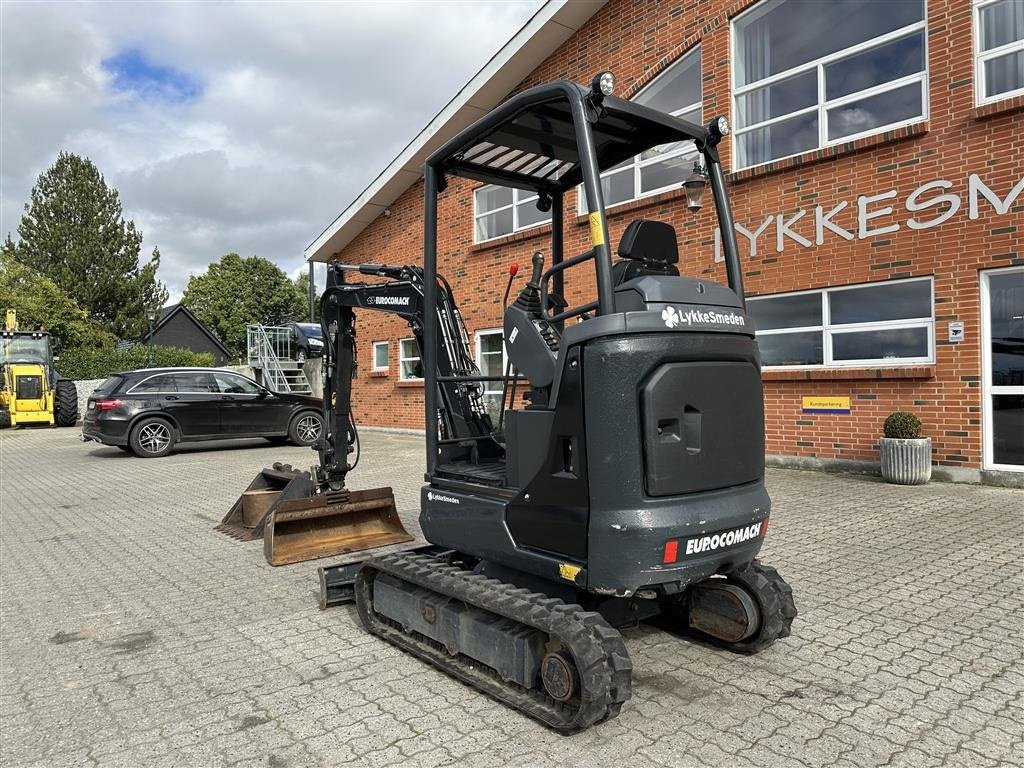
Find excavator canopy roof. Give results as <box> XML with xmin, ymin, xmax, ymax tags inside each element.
<box><xmin>426</xmin><ymin>80</ymin><xmax>710</xmax><ymax>195</ymax></box>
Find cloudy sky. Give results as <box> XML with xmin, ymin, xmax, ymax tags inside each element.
<box><xmin>1</xmin><ymin>0</ymin><xmax>544</xmax><ymax>300</ymax></box>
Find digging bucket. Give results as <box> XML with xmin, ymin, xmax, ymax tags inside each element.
<box><xmin>263</xmin><ymin>487</ymin><xmax>413</xmax><ymax>566</ymax></box>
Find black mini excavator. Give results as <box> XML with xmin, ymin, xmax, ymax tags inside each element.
<box><xmin>277</xmin><ymin>73</ymin><xmax>795</xmax><ymax>732</ymax></box>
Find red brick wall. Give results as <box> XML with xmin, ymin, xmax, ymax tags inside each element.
<box><xmin>332</xmin><ymin>0</ymin><xmax>1023</xmax><ymax>471</ymax></box>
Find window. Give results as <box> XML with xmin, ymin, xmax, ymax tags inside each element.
<box><xmin>473</xmin><ymin>186</ymin><xmax>551</xmax><ymax>242</ymax></box>
<box><xmin>399</xmin><ymin>338</ymin><xmax>423</xmax><ymax>381</ymax></box>
<box><xmin>213</xmin><ymin>372</ymin><xmax>260</xmax><ymax>395</ymax></box>
<box><xmin>732</xmin><ymin>0</ymin><xmax>927</xmax><ymax>169</ymax></box>
<box><xmin>580</xmin><ymin>45</ymin><xmax>703</xmax><ymax>211</ymax></box>
<box><xmin>372</xmin><ymin>341</ymin><xmax>389</xmax><ymax>372</ymax></box>
<box><xmin>128</xmin><ymin>374</ymin><xmax>177</xmax><ymax>393</ymax></box>
<box><xmin>170</xmin><ymin>371</ymin><xmax>218</xmax><ymax>392</ymax></box>
<box><xmin>748</xmin><ymin>277</ymin><xmax>934</xmax><ymax>368</ymax></box>
<box><xmin>974</xmin><ymin>0</ymin><xmax>1024</xmax><ymax>105</ymax></box>
<box><xmin>475</xmin><ymin>329</ymin><xmax>506</xmax><ymax>422</ymax></box>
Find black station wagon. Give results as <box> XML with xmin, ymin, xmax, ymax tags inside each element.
<box><xmin>81</xmin><ymin>367</ymin><xmax>324</xmax><ymax>458</ymax></box>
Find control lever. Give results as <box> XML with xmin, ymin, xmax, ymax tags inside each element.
<box><xmin>501</xmin><ymin>263</ymin><xmax>520</xmax><ymax>307</ymax></box>
<box><xmin>512</xmin><ymin>253</ymin><xmax>544</xmax><ymax>313</ymax></box>
<box><xmin>503</xmin><ymin>252</ymin><xmax>558</xmax><ymax>390</ymax></box>
<box><xmin>527</xmin><ymin>251</ymin><xmax>544</xmax><ymax>287</ymax></box>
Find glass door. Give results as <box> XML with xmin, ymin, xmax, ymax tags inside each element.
<box><xmin>981</xmin><ymin>266</ymin><xmax>1024</xmax><ymax>471</ymax></box>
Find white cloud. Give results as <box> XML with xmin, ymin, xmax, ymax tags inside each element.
<box><xmin>1</xmin><ymin>0</ymin><xmax>544</xmax><ymax>300</ymax></box>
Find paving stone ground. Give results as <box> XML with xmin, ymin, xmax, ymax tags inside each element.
<box><xmin>0</xmin><ymin>427</ymin><xmax>1021</xmax><ymax>768</ymax></box>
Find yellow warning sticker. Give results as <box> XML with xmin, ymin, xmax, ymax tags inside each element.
<box><xmin>559</xmin><ymin>563</ymin><xmax>582</xmax><ymax>582</ymax></box>
<box><xmin>588</xmin><ymin>212</ymin><xmax>605</xmax><ymax>247</ymax></box>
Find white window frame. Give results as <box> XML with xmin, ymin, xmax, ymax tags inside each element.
<box><xmin>730</xmin><ymin>1</ymin><xmax>929</xmax><ymax>171</ymax></box>
<box><xmin>980</xmin><ymin>265</ymin><xmax>1024</xmax><ymax>472</ymax></box>
<box><xmin>371</xmin><ymin>340</ymin><xmax>389</xmax><ymax>372</ymax></box>
<box><xmin>578</xmin><ymin>45</ymin><xmax>703</xmax><ymax>213</ymax></box>
<box><xmin>398</xmin><ymin>338</ymin><xmax>422</xmax><ymax>381</ymax></box>
<box><xmin>473</xmin><ymin>187</ymin><xmax>551</xmax><ymax>243</ymax></box>
<box><xmin>973</xmin><ymin>0</ymin><xmax>1024</xmax><ymax>106</ymax></box>
<box><xmin>475</xmin><ymin>328</ymin><xmax>507</xmax><ymax>420</ymax></box>
<box><xmin>750</xmin><ymin>277</ymin><xmax>935</xmax><ymax>369</ymax></box>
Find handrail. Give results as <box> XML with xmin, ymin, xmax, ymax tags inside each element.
<box><xmin>539</xmin><ymin>249</ymin><xmax>597</xmax><ymax>323</ymax></box>
<box><xmin>246</xmin><ymin>324</ymin><xmax>295</xmax><ymax>393</ymax></box>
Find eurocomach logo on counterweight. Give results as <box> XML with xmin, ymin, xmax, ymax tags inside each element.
<box><xmin>663</xmin><ymin>520</ymin><xmax>767</xmax><ymax>563</ymax></box>
<box><xmin>685</xmin><ymin>521</ymin><xmax>763</xmax><ymax>554</ymax></box>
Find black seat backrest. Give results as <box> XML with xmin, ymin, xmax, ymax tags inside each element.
<box><xmin>613</xmin><ymin>220</ymin><xmax>680</xmax><ymax>285</ymax></box>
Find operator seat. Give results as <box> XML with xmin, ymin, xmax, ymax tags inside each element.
<box><xmin>612</xmin><ymin>219</ymin><xmax>680</xmax><ymax>285</ymax></box>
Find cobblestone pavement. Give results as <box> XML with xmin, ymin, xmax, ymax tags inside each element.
<box><xmin>1</xmin><ymin>427</ymin><xmax>1021</xmax><ymax>768</ymax></box>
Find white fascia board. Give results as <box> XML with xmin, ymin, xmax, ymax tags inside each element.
<box><xmin>305</xmin><ymin>0</ymin><xmax>607</xmax><ymax>262</ymax></box>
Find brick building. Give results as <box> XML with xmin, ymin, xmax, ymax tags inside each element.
<box><xmin>308</xmin><ymin>0</ymin><xmax>1023</xmax><ymax>482</ymax></box>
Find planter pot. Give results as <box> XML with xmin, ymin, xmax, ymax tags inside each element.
<box><xmin>879</xmin><ymin>437</ymin><xmax>932</xmax><ymax>485</ymax></box>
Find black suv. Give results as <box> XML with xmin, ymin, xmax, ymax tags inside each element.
<box><xmin>287</xmin><ymin>322</ymin><xmax>324</xmax><ymax>363</ymax></box>
<box><xmin>81</xmin><ymin>367</ymin><xmax>324</xmax><ymax>458</ymax></box>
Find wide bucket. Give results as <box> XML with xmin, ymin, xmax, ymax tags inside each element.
<box><xmin>263</xmin><ymin>487</ymin><xmax>413</xmax><ymax>566</ymax></box>
<box><xmin>216</xmin><ymin>464</ymin><xmax>313</xmax><ymax>541</ymax></box>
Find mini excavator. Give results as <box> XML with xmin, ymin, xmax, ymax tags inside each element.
<box><xmin>239</xmin><ymin>73</ymin><xmax>796</xmax><ymax>732</ymax></box>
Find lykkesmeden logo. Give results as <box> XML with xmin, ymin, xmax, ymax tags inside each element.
<box><xmin>661</xmin><ymin>306</ymin><xmax>746</xmax><ymax>329</ymax></box>
<box><xmin>427</xmin><ymin>490</ymin><xmax>460</xmax><ymax>504</ymax></box>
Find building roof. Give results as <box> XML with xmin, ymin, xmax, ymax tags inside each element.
<box><xmin>141</xmin><ymin>303</ymin><xmax>231</xmax><ymax>358</ymax></box>
<box><xmin>305</xmin><ymin>0</ymin><xmax>607</xmax><ymax>263</ymax></box>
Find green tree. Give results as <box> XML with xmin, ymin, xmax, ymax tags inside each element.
<box><xmin>11</xmin><ymin>152</ymin><xmax>168</xmax><ymax>338</ymax></box>
<box><xmin>293</xmin><ymin>270</ymin><xmax>319</xmax><ymax>322</ymax></box>
<box><xmin>182</xmin><ymin>253</ymin><xmax>306</xmax><ymax>357</ymax></box>
<box><xmin>0</xmin><ymin>245</ymin><xmax>116</xmax><ymax>349</ymax></box>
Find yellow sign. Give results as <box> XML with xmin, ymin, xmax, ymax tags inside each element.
<box><xmin>802</xmin><ymin>396</ymin><xmax>851</xmax><ymax>414</ymax></box>
<box><xmin>558</xmin><ymin>563</ymin><xmax>582</xmax><ymax>582</ymax></box>
<box><xmin>588</xmin><ymin>212</ymin><xmax>605</xmax><ymax>247</ymax></box>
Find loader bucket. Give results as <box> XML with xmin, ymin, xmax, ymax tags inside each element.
<box><xmin>263</xmin><ymin>487</ymin><xmax>413</xmax><ymax>566</ymax></box>
<box><xmin>216</xmin><ymin>464</ymin><xmax>314</xmax><ymax>541</ymax></box>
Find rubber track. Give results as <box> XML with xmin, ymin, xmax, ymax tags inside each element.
<box><xmin>354</xmin><ymin>552</ymin><xmax>632</xmax><ymax>733</ymax></box>
<box><xmin>724</xmin><ymin>559</ymin><xmax>797</xmax><ymax>654</ymax></box>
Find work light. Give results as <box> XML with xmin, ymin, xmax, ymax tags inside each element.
<box><xmin>709</xmin><ymin>116</ymin><xmax>730</xmax><ymax>139</ymax></box>
<box><xmin>590</xmin><ymin>71</ymin><xmax>615</xmax><ymax>103</ymax></box>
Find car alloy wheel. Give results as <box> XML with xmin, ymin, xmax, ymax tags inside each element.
<box><xmin>138</xmin><ymin>422</ymin><xmax>171</xmax><ymax>453</ymax></box>
<box><xmin>296</xmin><ymin>414</ymin><xmax>322</xmax><ymax>444</ymax></box>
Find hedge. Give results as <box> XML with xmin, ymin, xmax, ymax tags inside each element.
<box><xmin>57</xmin><ymin>345</ymin><xmax>216</xmax><ymax>380</ymax></box>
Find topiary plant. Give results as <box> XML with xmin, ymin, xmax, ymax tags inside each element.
<box><xmin>883</xmin><ymin>411</ymin><xmax>923</xmax><ymax>440</ymax></box>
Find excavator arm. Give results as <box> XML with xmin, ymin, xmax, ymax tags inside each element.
<box><xmin>317</xmin><ymin>262</ymin><xmax>502</xmax><ymax>494</ymax></box>
<box><xmin>217</xmin><ymin>260</ymin><xmax>504</xmax><ymax>566</ymax></box>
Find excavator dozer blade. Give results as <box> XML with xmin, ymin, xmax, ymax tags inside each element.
<box><xmin>263</xmin><ymin>487</ymin><xmax>414</xmax><ymax>566</ymax></box>
<box><xmin>216</xmin><ymin>464</ymin><xmax>314</xmax><ymax>542</ymax></box>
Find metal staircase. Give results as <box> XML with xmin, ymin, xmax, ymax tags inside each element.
<box><xmin>247</xmin><ymin>325</ymin><xmax>313</xmax><ymax>394</ymax></box>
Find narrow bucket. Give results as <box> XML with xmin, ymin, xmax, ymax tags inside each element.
<box><xmin>216</xmin><ymin>464</ymin><xmax>313</xmax><ymax>541</ymax></box>
<box><xmin>263</xmin><ymin>487</ymin><xmax>413</xmax><ymax>566</ymax></box>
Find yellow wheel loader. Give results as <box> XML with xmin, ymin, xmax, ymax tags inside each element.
<box><xmin>0</xmin><ymin>309</ymin><xmax>78</xmax><ymax>428</ymax></box>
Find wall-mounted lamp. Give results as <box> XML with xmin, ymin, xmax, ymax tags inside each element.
<box><xmin>683</xmin><ymin>163</ymin><xmax>708</xmax><ymax>213</ymax></box>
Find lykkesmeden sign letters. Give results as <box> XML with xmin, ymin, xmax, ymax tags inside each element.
<box><xmin>714</xmin><ymin>173</ymin><xmax>1024</xmax><ymax>262</ymax></box>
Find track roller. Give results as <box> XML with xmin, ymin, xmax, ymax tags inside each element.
<box><xmin>354</xmin><ymin>552</ymin><xmax>632</xmax><ymax>733</ymax></box>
